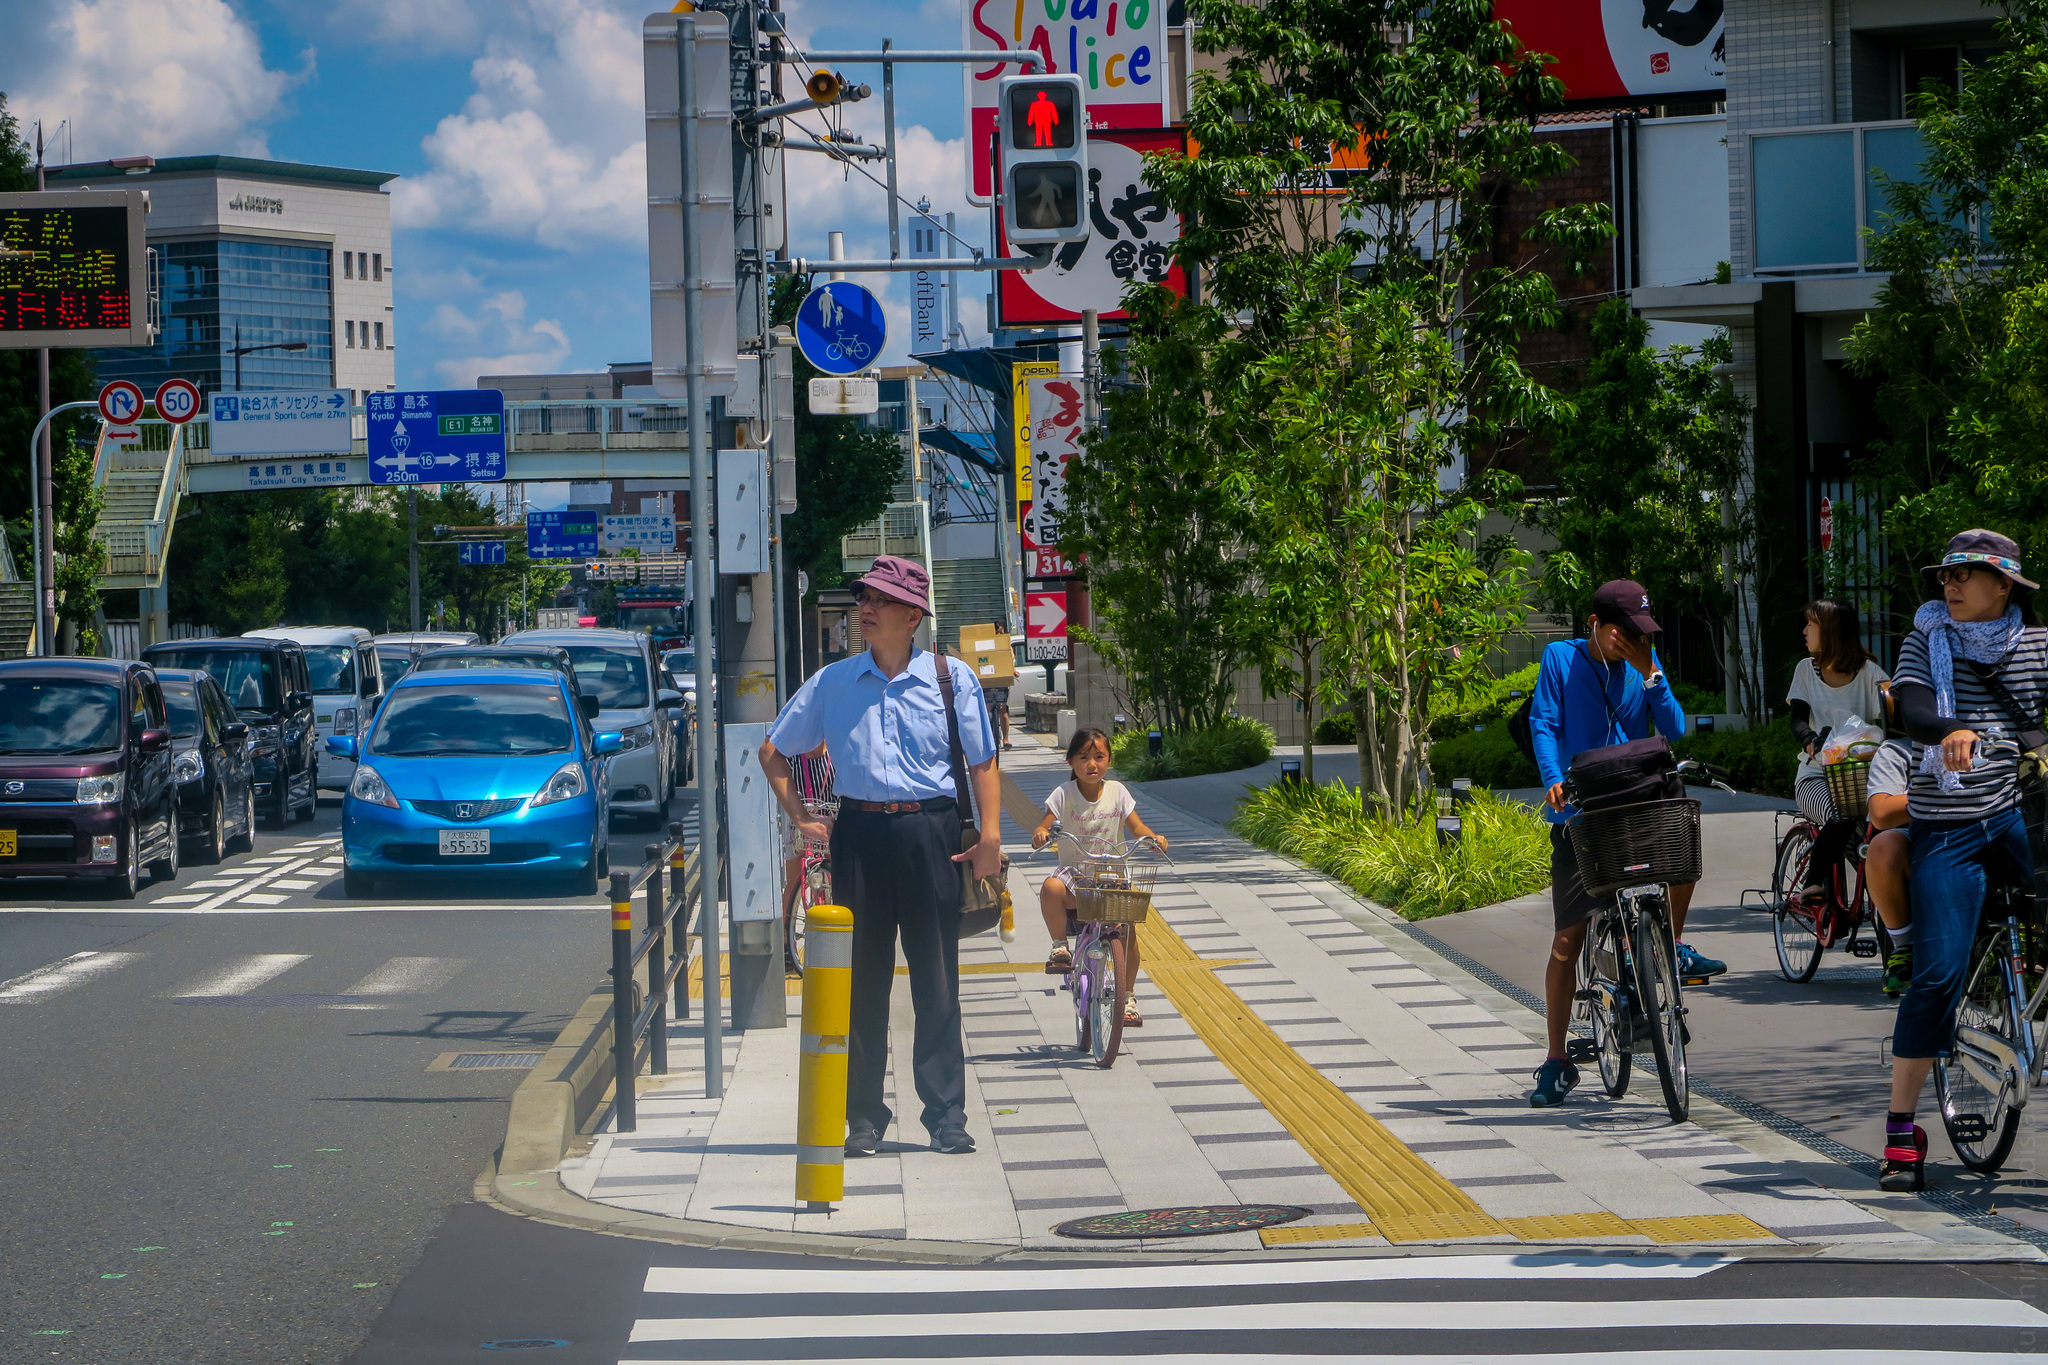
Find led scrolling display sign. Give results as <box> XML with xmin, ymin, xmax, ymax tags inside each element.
<box><xmin>0</xmin><ymin>190</ymin><xmax>152</xmax><ymax>349</ymax></box>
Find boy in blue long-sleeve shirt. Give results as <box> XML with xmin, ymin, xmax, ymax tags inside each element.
<box><xmin>1527</xmin><ymin>580</ymin><xmax>1723</xmax><ymax>1108</ymax></box>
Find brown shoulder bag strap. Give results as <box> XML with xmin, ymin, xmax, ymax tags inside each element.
<box><xmin>935</xmin><ymin>657</ymin><xmax>978</xmax><ymax>831</ymax></box>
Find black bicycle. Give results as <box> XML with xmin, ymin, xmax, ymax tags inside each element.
<box><xmin>1565</xmin><ymin>760</ymin><xmax>1731</xmax><ymax>1122</ymax></box>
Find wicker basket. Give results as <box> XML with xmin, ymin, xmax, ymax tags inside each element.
<box><xmin>1823</xmin><ymin>760</ymin><xmax>1871</xmax><ymax>818</ymax></box>
<box><xmin>1076</xmin><ymin>886</ymin><xmax>1152</xmax><ymax>923</ymax></box>
<box><xmin>1566</xmin><ymin>797</ymin><xmax>1703</xmax><ymax>898</ymax></box>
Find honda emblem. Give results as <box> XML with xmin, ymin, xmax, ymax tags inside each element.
<box><xmin>456</xmin><ymin>803</ymin><xmax>474</xmax><ymax>820</ymax></box>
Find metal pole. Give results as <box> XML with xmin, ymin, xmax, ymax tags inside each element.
<box><xmin>35</xmin><ymin>131</ymin><xmax>54</xmax><ymax>657</ymax></box>
<box><xmin>25</xmin><ymin>403</ymin><xmax>96</xmax><ymax>657</ymax></box>
<box><xmin>944</xmin><ymin>211</ymin><xmax>962</xmax><ymax>347</ymax></box>
<box><xmin>645</xmin><ymin>844</ymin><xmax>668</xmax><ymax>1076</ymax></box>
<box><xmin>1082</xmin><ymin>308</ymin><xmax>1100</xmax><ymax>430</ymax></box>
<box><xmin>883</xmin><ymin>42</ymin><xmax>900</xmax><ymax>261</ymax></box>
<box><xmin>828</xmin><ymin>232</ymin><xmax>845</xmax><ymax>284</ymax></box>
<box><xmin>670</xmin><ymin>826</ymin><xmax>691</xmax><ymax>1021</ymax></box>
<box><xmin>408</xmin><ymin>488</ymin><xmax>420</xmax><ymax>631</ymax></box>
<box><xmin>609</xmin><ymin>871</ymin><xmax>638</xmax><ymax>1133</ymax></box>
<box><xmin>682</xmin><ymin>13</ymin><xmax>725</xmax><ymax>1097</ymax></box>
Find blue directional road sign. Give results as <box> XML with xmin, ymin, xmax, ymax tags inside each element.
<box><xmin>366</xmin><ymin>389</ymin><xmax>506</xmax><ymax>485</ymax></box>
<box><xmin>458</xmin><ymin>540</ymin><xmax>508</xmax><ymax>566</ymax></box>
<box><xmin>527</xmin><ymin>510</ymin><xmax>600</xmax><ymax>559</ymax></box>
<box><xmin>795</xmin><ymin>281</ymin><xmax>886</xmax><ymax>377</ymax></box>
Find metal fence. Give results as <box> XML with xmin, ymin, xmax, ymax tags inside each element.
<box><xmin>607</xmin><ymin>824</ymin><xmax>703</xmax><ymax>1133</ymax></box>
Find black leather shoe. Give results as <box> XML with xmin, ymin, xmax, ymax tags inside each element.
<box><xmin>845</xmin><ymin>1123</ymin><xmax>881</xmax><ymax>1157</ymax></box>
<box><xmin>930</xmin><ymin>1128</ymin><xmax>975</xmax><ymax>1154</ymax></box>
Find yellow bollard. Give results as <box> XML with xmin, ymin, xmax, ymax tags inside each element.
<box><xmin>795</xmin><ymin>903</ymin><xmax>853</xmax><ymax>1208</ymax></box>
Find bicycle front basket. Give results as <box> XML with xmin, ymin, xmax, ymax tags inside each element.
<box><xmin>1822</xmin><ymin>760</ymin><xmax>1870</xmax><ymax>818</ymax></box>
<box><xmin>1076</xmin><ymin>886</ymin><xmax>1151</xmax><ymax>923</ymax></box>
<box><xmin>1566</xmin><ymin>797</ymin><xmax>1703</xmax><ymax>898</ymax></box>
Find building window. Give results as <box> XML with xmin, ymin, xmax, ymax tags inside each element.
<box><xmin>372</xmin><ymin>253</ymin><xmax>382</xmax><ymax>281</ymax></box>
<box><xmin>343</xmin><ymin>251</ymin><xmax>353</xmax><ymax>280</ymax></box>
<box><xmin>90</xmin><ymin>238</ymin><xmax>332</xmax><ymax>395</ymax></box>
<box><xmin>354</xmin><ymin>252</ymin><xmax>365</xmax><ymax>281</ymax></box>
<box><xmin>374</xmin><ymin>321</ymin><xmax>384</xmax><ymax>350</ymax></box>
<box><xmin>346</xmin><ymin>320</ymin><xmax>355</xmax><ymax>348</ymax></box>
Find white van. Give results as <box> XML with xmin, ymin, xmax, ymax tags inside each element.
<box><xmin>371</xmin><ymin>631</ymin><xmax>482</xmax><ymax>688</ymax></box>
<box><xmin>505</xmin><ymin>626</ymin><xmax>680</xmax><ymax>826</ymax></box>
<box><xmin>245</xmin><ymin>626</ymin><xmax>383</xmax><ymax>791</ymax></box>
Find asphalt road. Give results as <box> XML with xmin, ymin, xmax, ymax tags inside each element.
<box><xmin>0</xmin><ymin>792</ymin><xmax>690</xmax><ymax>1365</ymax></box>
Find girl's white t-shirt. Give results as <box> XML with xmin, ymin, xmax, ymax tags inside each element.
<box><xmin>1786</xmin><ymin>657</ymin><xmax>1890</xmax><ymax>784</ymax></box>
<box><xmin>1045</xmin><ymin>779</ymin><xmax>1136</xmax><ymax>856</ymax></box>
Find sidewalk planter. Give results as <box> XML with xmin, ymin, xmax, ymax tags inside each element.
<box><xmin>1113</xmin><ymin>717</ymin><xmax>1275</xmax><ymax>782</ymax></box>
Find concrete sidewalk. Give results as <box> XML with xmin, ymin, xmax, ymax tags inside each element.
<box><xmin>529</xmin><ymin>744</ymin><xmax>2033</xmax><ymax>1258</ymax></box>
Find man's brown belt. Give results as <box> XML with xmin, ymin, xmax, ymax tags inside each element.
<box><xmin>846</xmin><ymin>797</ymin><xmax>956</xmax><ymax>813</ymax></box>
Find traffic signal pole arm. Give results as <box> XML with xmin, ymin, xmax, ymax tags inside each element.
<box><xmin>770</xmin><ymin>246</ymin><xmax>1053</xmax><ymax>274</ymax></box>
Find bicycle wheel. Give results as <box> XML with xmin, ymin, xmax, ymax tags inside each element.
<box><xmin>1772</xmin><ymin>825</ymin><xmax>1823</xmax><ymax>982</ymax></box>
<box><xmin>1935</xmin><ymin>935</ymin><xmax>2026</xmax><ymax>1173</ymax></box>
<box><xmin>1593</xmin><ymin>922</ymin><xmax>1633</xmax><ymax>1098</ymax></box>
<box><xmin>1634</xmin><ymin>904</ymin><xmax>1690</xmax><ymax>1121</ymax></box>
<box><xmin>1087</xmin><ymin>931</ymin><xmax>1124</xmax><ymax>1068</ymax></box>
<box><xmin>1072</xmin><ymin>927</ymin><xmax>1093</xmax><ymax>1054</ymax></box>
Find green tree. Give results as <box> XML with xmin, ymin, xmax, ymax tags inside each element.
<box><xmin>1848</xmin><ymin>0</ymin><xmax>2048</xmax><ymax>588</ymax></box>
<box><xmin>51</xmin><ymin>435</ymin><xmax>104</xmax><ymax>652</ymax></box>
<box><xmin>1527</xmin><ymin>300</ymin><xmax>1752</xmax><ymax>708</ymax></box>
<box><xmin>1063</xmin><ymin>290</ymin><xmax>1253</xmax><ymax>735</ymax></box>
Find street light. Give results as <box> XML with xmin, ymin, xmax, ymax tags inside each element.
<box><xmin>227</xmin><ymin>322</ymin><xmax>309</xmax><ymax>392</ymax></box>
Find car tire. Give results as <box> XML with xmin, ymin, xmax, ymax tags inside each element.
<box><xmin>103</xmin><ymin>830</ymin><xmax>142</xmax><ymax>900</ymax></box>
<box><xmin>295</xmin><ymin>775</ymin><xmax>317</xmax><ymax>821</ymax></box>
<box><xmin>194</xmin><ymin>789</ymin><xmax>226</xmax><ymax>865</ymax></box>
<box><xmin>228</xmin><ymin>786</ymin><xmax>256</xmax><ymax>854</ymax></box>
<box><xmin>569</xmin><ymin>855</ymin><xmax>599</xmax><ymax>897</ymax></box>
<box><xmin>344</xmin><ymin>868</ymin><xmax>377</xmax><ymax>898</ymax></box>
<box><xmin>268</xmin><ymin>778</ymin><xmax>292</xmax><ymax>828</ymax></box>
<box><xmin>148</xmin><ymin>805</ymin><xmax>179</xmax><ymax>884</ymax></box>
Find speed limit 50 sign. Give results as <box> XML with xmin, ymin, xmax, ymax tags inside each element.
<box><xmin>154</xmin><ymin>379</ymin><xmax>200</xmax><ymax>425</ymax></box>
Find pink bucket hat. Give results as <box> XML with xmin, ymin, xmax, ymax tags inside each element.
<box><xmin>850</xmin><ymin>554</ymin><xmax>931</xmax><ymax>614</ymax></box>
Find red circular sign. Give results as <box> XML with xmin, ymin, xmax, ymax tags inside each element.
<box><xmin>154</xmin><ymin>378</ymin><xmax>201</xmax><ymax>425</ymax></box>
<box><xmin>98</xmin><ymin>380</ymin><xmax>144</xmax><ymax>427</ymax></box>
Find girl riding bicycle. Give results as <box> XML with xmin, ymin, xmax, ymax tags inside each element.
<box><xmin>1787</xmin><ymin>599</ymin><xmax>1890</xmax><ymax>907</ymax></box>
<box><xmin>1878</xmin><ymin>529</ymin><xmax>2048</xmax><ymax>1191</ymax></box>
<box><xmin>1031</xmin><ymin>726</ymin><xmax>1167</xmax><ymax>1029</ymax></box>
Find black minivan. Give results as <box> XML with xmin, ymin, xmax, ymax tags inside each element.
<box><xmin>0</xmin><ymin>658</ymin><xmax>180</xmax><ymax>898</ymax></box>
<box><xmin>142</xmin><ymin>637</ymin><xmax>319</xmax><ymax>826</ymax></box>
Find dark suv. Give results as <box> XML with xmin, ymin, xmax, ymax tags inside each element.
<box><xmin>142</xmin><ymin>637</ymin><xmax>318</xmax><ymax>826</ymax></box>
<box><xmin>0</xmin><ymin>658</ymin><xmax>180</xmax><ymax>898</ymax></box>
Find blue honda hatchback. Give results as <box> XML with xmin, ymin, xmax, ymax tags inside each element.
<box><xmin>328</xmin><ymin>668</ymin><xmax>621</xmax><ymax>897</ymax></box>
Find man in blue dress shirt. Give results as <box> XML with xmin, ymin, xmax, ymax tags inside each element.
<box><xmin>760</xmin><ymin>556</ymin><xmax>1001</xmax><ymax>1156</ymax></box>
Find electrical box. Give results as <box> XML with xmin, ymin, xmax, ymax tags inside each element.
<box><xmin>723</xmin><ymin>721</ymin><xmax>780</xmax><ymax>922</ymax></box>
<box><xmin>716</xmin><ymin>446</ymin><xmax>770</xmax><ymax>575</ymax></box>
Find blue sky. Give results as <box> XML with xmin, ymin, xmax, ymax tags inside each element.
<box><xmin>0</xmin><ymin>0</ymin><xmax>988</xmax><ymax>388</ymax></box>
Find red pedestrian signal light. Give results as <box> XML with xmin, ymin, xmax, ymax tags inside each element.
<box><xmin>997</xmin><ymin>74</ymin><xmax>1089</xmax><ymax>247</ymax></box>
<box><xmin>1004</xmin><ymin>80</ymin><xmax>1077</xmax><ymax>151</ymax></box>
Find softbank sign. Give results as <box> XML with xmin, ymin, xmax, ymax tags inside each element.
<box><xmin>966</xmin><ymin>0</ymin><xmax>1166</xmax><ymax>198</ymax></box>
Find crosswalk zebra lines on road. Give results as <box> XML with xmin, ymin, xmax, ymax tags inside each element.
<box><xmin>613</xmin><ymin>1256</ymin><xmax>2048</xmax><ymax>1362</ymax></box>
<box><xmin>0</xmin><ymin>950</ymin><xmax>469</xmax><ymax>1008</ymax></box>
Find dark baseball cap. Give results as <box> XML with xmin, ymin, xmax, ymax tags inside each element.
<box><xmin>1921</xmin><ymin>528</ymin><xmax>2040</xmax><ymax>590</ymax></box>
<box><xmin>1590</xmin><ymin>579</ymin><xmax>1661</xmax><ymax>636</ymax></box>
<box><xmin>848</xmin><ymin>554</ymin><xmax>931</xmax><ymax>614</ymax></box>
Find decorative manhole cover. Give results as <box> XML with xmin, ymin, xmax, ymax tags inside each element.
<box><xmin>1053</xmin><ymin>1204</ymin><xmax>1311</xmax><ymax>1240</ymax></box>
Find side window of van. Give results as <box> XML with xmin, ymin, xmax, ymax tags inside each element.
<box><xmin>139</xmin><ymin>680</ymin><xmax>167</xmax><ymax>731</ymax></box>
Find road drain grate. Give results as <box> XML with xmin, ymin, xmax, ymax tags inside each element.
<box><xmin>447</xmin><ymin>1053</ymin><xmax>544</xmax><ymax>1070</ymax></box>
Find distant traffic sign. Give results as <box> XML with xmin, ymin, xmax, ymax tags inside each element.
<box><xmin>527</xmin><ymin>509</ymin><xmax>600</xmax><ymax>560</ymax></box>
<box><xmin>98</xmin><ymin>380</ymin><xmax>142</xmax><ymax>427</ymax></box>
<box><xmin>366</xmin><ymin>389</ymin><xmax>506</xmax><ymax>485</ymax></box>
<box><xmin>210</xmin><ymin>390</ymin><xmax>353</xmax><ymax>456</ymax></box>
<box><xmin>602</xmin><ymin>514</ymin><xmax>677</xmax><ymax>555</ymax></box>
<box><xmin>458</xmin><ymin>540</ymin><xmax>508</xmax><ymax>566</ymax></box>
<box><xmin>153</xmin><ymin>379</ymin><xmax>201</xmax><ymax>425</ymax></box>
<box><xmin>795</xmin><ymin>282</ymin><xmax>886</xmax><ymax>377</ymax></box>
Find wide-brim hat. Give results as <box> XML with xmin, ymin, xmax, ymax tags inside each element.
<box><xmin>1922</xmin><ymin>528</ymin><xmax>2040</xmax><ymax>591</ymax></box>
<box><xmin>849</xmin><ymin>554</ymin><xmax>931</xmax><ymax>614</ymax></box>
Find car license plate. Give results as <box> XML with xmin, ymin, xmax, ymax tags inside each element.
<box><xmin>0</xmin><ymin>830</ymin><xmax>14</xmax><ymax>857</ymax></box>
<box><xmin>438</xmin><ymin>828</ymin><xmax>490</xmax><ymax>857</ymax></box>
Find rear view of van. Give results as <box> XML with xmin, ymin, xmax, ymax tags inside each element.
<box><xmin>245</xmin><ymin>627</ymin><xmax>383</xmax><ymax>791</ymax></box>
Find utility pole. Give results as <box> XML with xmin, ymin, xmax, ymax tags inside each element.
<box><xmin>34</xmin><ymin>123</ymin><xmax>54</xmax><ymax>655</ymax></box>
<box><xmin>407</xmin><ymin>488</ymin><xmax>420</xmax><ymax>630</ymax></box>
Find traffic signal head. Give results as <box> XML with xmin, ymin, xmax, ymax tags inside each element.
<box><xmin>997</xmin><ymin>73</ymin><xmax>1089</xmax><ymax>247</ymax></box>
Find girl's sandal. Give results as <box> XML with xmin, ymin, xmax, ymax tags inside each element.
<box><xmin>1044</xmin><ymin>945</ymin><xmax>1073</xmax><ymax>974</ymax></box>
<box><xmin>1878</xmin><ymin>1125</ymin><xmax>1927</xmax><ymax>1192</ymax></box>
<box><xmin>1122</xmin><ymin>999</ymin><xmax>1143</xmax><ymax>1027</ymax></box>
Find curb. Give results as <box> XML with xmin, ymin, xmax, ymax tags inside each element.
<box><xmin>501</xmin><ymin>985</ymin><xmax>623</xmax><ymax>1175</ymax></box>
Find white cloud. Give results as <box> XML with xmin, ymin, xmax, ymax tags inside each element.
<box><xmin>3</xmin><ymin>0</ymin><xmax>311</xmax><ymax>161</ymax></box>
<box><xmin>277</xmin><ymin>0</ymin><xmax>485</xmax><ymax>52</ymax></box>
<box><xmin>427</xmin><ymin>288</ymin><xmax>574</xmax><ymax>383</ymax></box>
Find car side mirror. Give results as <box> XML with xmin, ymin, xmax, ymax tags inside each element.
<box><xmin>326</xmin><ymin>735</ymin><xmax>359</xmax><ymax>760</ymax></box>
<box><xmin>224</xmin><ymin>722</ymin><xmax>250</xmax><ymax>742</ymax></box>
<box><xmin>592</xmin><ymin>731</ymin><xmax>625</xmax><ymax>757</ymax></box>
<box><xmin>288</xmin><ymin>690</ymin><xmax>312</xmax><ymax>708</ymax></box>
<box><xmin>138</xmin><ymin>728</ymin><xmax>171</xmax><ymax>754</ymax></box>
<box><xmin>657</xmin><ymin>688</ymin><xmax>683</xmax><ymax>709</ymax></box>
<box><xmin>579</xmin><ymin>694</ymin><xmax>600</xmax><ymax>720</ymax></box>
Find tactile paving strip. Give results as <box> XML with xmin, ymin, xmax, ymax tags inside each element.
<box><xmin>1629</xmin><ymin>1214</ymin><xmax>1780</xmax><ymax>1243</ymax></box>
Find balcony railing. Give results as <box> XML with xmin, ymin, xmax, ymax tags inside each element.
<box><xmin>1750</xmin><ymin>119</ymin><xmax>1962</xmax><ymax>274</ymax></box>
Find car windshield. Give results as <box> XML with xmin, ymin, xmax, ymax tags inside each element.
<box><xmin>303</xmin><ymin>646</ymin><xmax>357</xmax><ymax>694</ymax></box>
<box><xmin>368</xmin><ymin>684</ymin><xmax>573</xmax><ymax>757</ymax></box>
<box><xmin>0</xmin><ymin>680</ymin><xmax>123</xmax><ymax>754</ymax></box>
<box><xmin>376</xmin><ymin>651</ymin><xmax>415</xmax><ymax>685</ymax></box>
<box><xmin>162</xmin><ymin>680</ymin><xmax>201</xmax><ymax>738</ymax></box>
<box><xmin>151</xmin><ymin>650</ymin><xmax>278</xmax><ymax>713</ymax></box>
<box><xmin>563</xmin><ymin>646</ymin><xmax>651</xmax><ymax>710</ymax></box>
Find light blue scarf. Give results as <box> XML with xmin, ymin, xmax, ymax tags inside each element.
<box><xmin>1913</xmin><ymin>599</ymin><xmax>2025</xmax><ymax>790</ymax></box>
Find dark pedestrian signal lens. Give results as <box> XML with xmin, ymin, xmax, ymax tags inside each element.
<box><xmin>1009</xmin><ymin>164</ymin><xmax>1081</xmax><ymax>230</ymax></box>
<box><xmin>1007</xmin><ymin>83</ymin><xmax>1077</xmax><ymax>149</ymax></box>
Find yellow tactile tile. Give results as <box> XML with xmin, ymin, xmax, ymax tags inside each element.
<box><xmin>1374</xmin><ymin>1211</ymin><xmax>1518</xmax><ymax>1243</ymax></box>
<box><xmin>1501</xmin><ymin>1212</ymin><xmax>1638</xmax><ymax>1241</ymax></box>
<box><xmin>1260</xmin><ymin>1221</ymin><xmax>1379</xmax><ymax>1246</ymax></box>
<box><xmin>1628</xmin><ymin>1214</ymin><xmax>1780</xmax><ymax>1243</ymax></box>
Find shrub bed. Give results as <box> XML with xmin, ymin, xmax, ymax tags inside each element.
<box><xmin>1671</xmin><ymin>718</ymin><xmax>1801</xmax><ymax>798</ymax></box>
<box><xmin>1233</xmin><ymin>779</ymin><xmax>1552</xmax><ymax>921</ymax></box>
<box><xmin>1112</xmin><ymin>716</ymin><xmax>1275</xmax><ymax>782</ymax></box>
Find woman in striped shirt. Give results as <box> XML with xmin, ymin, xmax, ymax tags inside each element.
<box><xmin>1878</xmin><ymin>529</ymin><xmax>2048</xmax><ymax>1191</ymax></box>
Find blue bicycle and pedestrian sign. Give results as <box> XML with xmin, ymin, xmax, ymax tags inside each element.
<box><xmin>527</xmin><ymin>510</ymin><xmax>600</xmax><ymax>560</ymax></box>
<box><xmin>366</xmin><ymin>389</ymin><xmax>507</xmax><ymax>485</ymax></box>
<box><xmin>794</xmin><ymin>281</ymin><xmax>886</xmax><ymax>377</ymax></box>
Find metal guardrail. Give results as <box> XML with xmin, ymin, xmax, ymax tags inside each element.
<box><xmin>608</xmin><ymin>823</ymin><xmax>702</xmax><ymax>1133</ymax></box>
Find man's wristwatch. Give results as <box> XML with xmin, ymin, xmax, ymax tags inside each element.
<box><xmin>1645</xmin><ymin>669</ymin><xmax>1666</xmax><ymax>689</ymax></box>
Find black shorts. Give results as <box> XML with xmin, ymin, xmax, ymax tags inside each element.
<box><xmin>1551</xmin><ymin>824</ymin><xmax>1604</xmax><ymax>931</ymax></box>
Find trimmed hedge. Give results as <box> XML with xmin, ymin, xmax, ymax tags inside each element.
<box><xmin>1671</xmin><ymin>718</ymin><xmax>1801</xmax><ymax>799</ymax></box>
<box><xmin>1111</xmin><ymin>716</ymin><xmax>1275</xmax><ymax>782</ymax></box>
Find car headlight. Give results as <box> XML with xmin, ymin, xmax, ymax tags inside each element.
<box><xmin>618</xmin><ymin>722</ymin><xmax>656</xmax><ymax>752</ymax></box>
<box><xmin>348</xmin><ymin>764</ymin><xmax>400</xmax><ymax>809</ymax></box>
<box><xmin>529</xmin><ymin>760</ymin><xmax>589</xmax><ymax>808</ymax></box>
<box><xmin>332</xmin><ymin>706</ymin><xmax>358</xmax><ymax>738</ymax></box>
<box><xmin>76</xmin><ymin>773</ymin><xmax>125</xmax><ymax>805</ymax></box>
<box><xmin>172</xmin><ymin>750</ymin><xmax>204</xmax><ymax>784</ymax></box>
<box><xmin>253</xmin><ymin>724</ymin><xmax>282</xmax><ymax>748</ymax></box>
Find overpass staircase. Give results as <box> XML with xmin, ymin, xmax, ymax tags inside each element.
<box><xmin>91</xmin><ymin>416</ymin><xmax>191</xmax><ymax>593</ymax></box>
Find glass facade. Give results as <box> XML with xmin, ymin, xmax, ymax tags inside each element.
<box><xmin>95</xmin><ymin>238</ymin><xmax>333</xmax><ymax>394</ymax></box>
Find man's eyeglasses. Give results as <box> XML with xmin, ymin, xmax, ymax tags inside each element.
<box><xmin>853</xmin><ymin>589</ymin><xmax>894</xmax><ymax>607</ymax></box>
<box><xmin>1935</xmin><ymin>565</ymin><xmax>1986</xmax><ymax>585</ymax></box>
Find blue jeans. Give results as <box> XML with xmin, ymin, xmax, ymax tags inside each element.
<box><xmin>1894</xmin><ymin>806</ymin><xmax>2035</xmax><ymax>1059</ymax></box>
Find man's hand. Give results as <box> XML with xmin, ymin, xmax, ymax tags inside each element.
<box><xmin>796</xmin><ymin>815</ymin><xmax>834</xmax><ymax>846</ymax></box>
<box><xmin>954</xmin><ymin>835</ymin><xmax>1002</xmax><ymax>880</ymax></box>
<box><xmin>1942</xmin><ymin>728</ymin><xmax>1980</xmax><ymax>773</ymax></box>
<box><xmin>1611</xmin><ymin>629</ymin><xmax>1657</xmax><ymax>678</ymax></box>
<box><xmin>1546</xmin><ymin>782</ymin><xmax>1568</xmax><ymax>813</ymax></box>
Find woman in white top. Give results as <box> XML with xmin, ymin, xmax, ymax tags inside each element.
<box><xmin>1786</xmin><ymin>598</ymin><xmax>1890</xmax><ymax>903</ymax></box>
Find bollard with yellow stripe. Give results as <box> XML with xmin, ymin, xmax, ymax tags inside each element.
<box><xmin>795</xmin><ymin>902</ymin><xmax>853</xmax><ymax>1208</ymax></box>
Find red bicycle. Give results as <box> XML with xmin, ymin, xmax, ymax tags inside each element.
<box><xmin>1768</xmin><ymin>759</ymin><xmax>1892</xmax><ymax>981</ymax></box>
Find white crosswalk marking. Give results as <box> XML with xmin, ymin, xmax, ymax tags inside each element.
<box><xmin>344</xmin><ymin>957</ymin><xmax>467</xmax><ymax>995</ymax></box>
<box><xmin>0</xmin><ymin>952</ymin><xmax>144</xmax><ymax>1002</ymax></box>
<box><xmin>622</xmin><ymin>1356</ymin><xmax>2048</xmax><ymax>1365</ymax></box>
<box><xmin>164</xmin><ymin>953</ymin><xmax>309</xmax><ymax>997</ymax></box>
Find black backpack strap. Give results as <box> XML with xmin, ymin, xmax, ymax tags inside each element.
<box><xmin>1967</xmin><ymin>657</ymin><xmax>2048</xmax><ymax>752</ymax></box>
<box><xmin>935</xmin><ymin>657</ymin><xmax>978</xmax><ymax>830</ymax></box>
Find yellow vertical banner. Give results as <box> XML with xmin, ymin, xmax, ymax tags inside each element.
<box><xmin>1012</xmin><ymin>359</ymin><xmax>1058</xmax><ymax>555</ymax></box>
